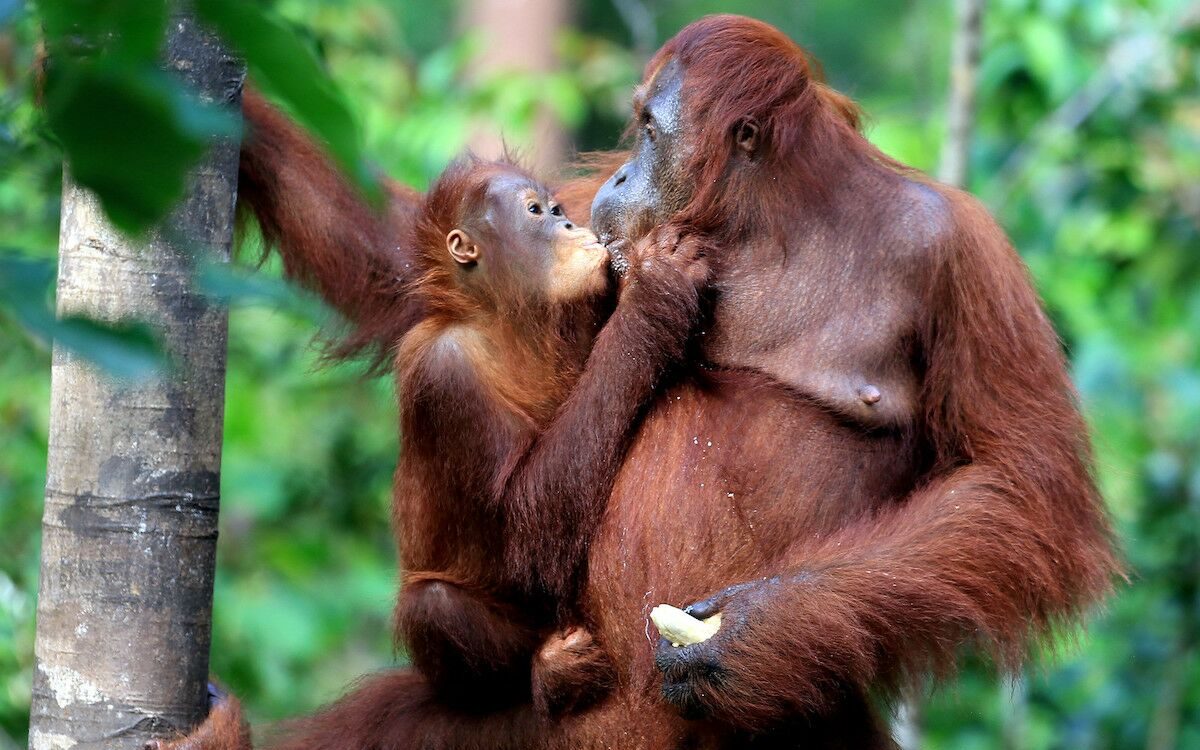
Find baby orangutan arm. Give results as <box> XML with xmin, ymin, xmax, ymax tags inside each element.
<box><xmin>145</xmin><ymin>684</ymin><xmax>249</xmax><ymax>750</ymax></box>
<box><xmin>532</xmin><ymin>626</ymin><xmax>615</xmax><ymax>717</ymax></box>
<box><xmin>497</xmin><ymin>226</ymin><xmax>710</xmax><ymax>604</ymax></box>
<box><xmin>395</xmin><ymin>227</ymin><xmax>706</xmax><ymax>709</ymax></box>
<box><xmin>239</xmin><ymin>89</ymin><xmax>423</xmax><ymax>364</ymax></box>
<box><xmin>398</xmin><ymin>570</ymin><xmax>617</xmax><ymax>716</ymax></box>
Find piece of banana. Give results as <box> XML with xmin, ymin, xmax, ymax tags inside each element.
<box><xmin>650</xmin><ymin>604</ymin><xmax>722</xmax><ymax>647</ymax></box>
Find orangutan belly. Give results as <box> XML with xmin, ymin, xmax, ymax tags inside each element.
<box><xmin>584</xmin><ymin>371</ymin><xmax>919</xmax><ymax>687</ymax></box>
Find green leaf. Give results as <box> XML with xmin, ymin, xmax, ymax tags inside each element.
<box><xmin>1020</xmin><ymin>17</ymin><xmax>1072</xmax><ymax>99</ymax></box>
<box><xmin>51</xmin><ymin>315</ymin><xmax>165</xmax><ymax>380</ymax></box>
<box><xmin>0</xmin><ymin>250</ymin><xmax>54</xmax><ymax>291</ymax></box>
<box><xmin>194</xmin><ymin>0</ymin><xmax>380</xmax><ymax>204</ymax></box>
<box><xmin>197</xmin><ymin>261</ymin><xmax>304</xmax><ymax>309</ymax></box>
<box><xmin>39</xmin><ymin>0</ymin><xmax>167</xmax><ymax>66</ymax></box>
<box><xmin>43</xmin><ymin>64</ymin><xmax>235</xmax><ymax>233</ymax></box>
<box><xmin>36</xmin><ymin>0</ymin><xmax>239</xmax><ymax>234</ymax></box>
<box><xmin>0</xmin><ymin>253</ymin><xmax>61</xmax><ymax>343</ymax></box>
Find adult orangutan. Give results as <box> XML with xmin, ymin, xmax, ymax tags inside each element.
<box><xmin>158</xmin><ymin>14</ymin><xmax>1118</xmax><ymax>750</ymax></box>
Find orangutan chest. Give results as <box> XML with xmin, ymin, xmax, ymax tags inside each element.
<box><xmin>703</xmin><ymin>260</ymin><xmax>922</xmax><ymax>431</ymax></box>
<box><xmin>585</xmin><ymin>379</ymin><xmax>917</xmax><ymax>679</ymax></box>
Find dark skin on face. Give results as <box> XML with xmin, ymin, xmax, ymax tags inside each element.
<box><xmin>591</xmin><ymin>57</ymin><xmax>757</xmax><ymax>270</ymax></box>
<box><xmin>591</xmin><ymin>59</ymin><xmax>691</xmax><ymax>271</ymax></box>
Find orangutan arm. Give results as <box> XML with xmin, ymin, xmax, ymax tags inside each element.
<box><xmin>496</xmin><ymin>229</ymin><xmax>709</xmax><ymax>606</ymax></box>
<box><xmin>394</xmin><ymin>229</ymin><xmax>706</xmax><ymax>696</ymax></box>
<box><xmin>238</xmin><ymin>89</ymin><xmax>423</xmax><ymax>362</ymax></box>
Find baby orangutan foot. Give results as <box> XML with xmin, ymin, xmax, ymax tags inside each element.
<box><xmin>532</xmin><ymin>626</ymin><xmax>616</xmax><ymax>718</ymax></box>
<box><xmin>144</xmin><ymin>682</ymin><xmax>250</xmax><ymax>750</ymax></box>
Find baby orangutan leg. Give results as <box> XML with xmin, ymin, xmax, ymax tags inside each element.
<box><xmin>148</xmin><ymin>671</ymin><xmax>560</xmax><ymax>750</ymax></box>
<box><xmin>532</xmin><ymin>626</ymin><xmax>615</xmax><ymax>718</ymax></box>
<box><xmin>397</xmin><ymin>575</ymin><xmax>543</xmax><ymax>708</ymax></box>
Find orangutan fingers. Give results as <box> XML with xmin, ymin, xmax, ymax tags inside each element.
<box><xmin>650</xmin><ymin>604</ymin><xmax>723</xmax><ymax>647</ymax></box>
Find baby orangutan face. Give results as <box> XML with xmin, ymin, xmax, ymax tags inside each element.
<box><xmin>446</xmin><ymin>172</ymin><xmax>610</xmax><ymax>306</ymax></box>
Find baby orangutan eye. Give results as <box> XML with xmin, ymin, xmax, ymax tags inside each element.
<box><xmin>550</xmin><ymin>204</ymin><xmax>563</xmax><ymax>217</ymax></box>
<box><xmin>528</xmin><ymin>203</ymin><xmax>543</xmax><ymax>215</ymax></box>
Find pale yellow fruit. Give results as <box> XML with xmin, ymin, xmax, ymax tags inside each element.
<box><xmin>650</xmin><ymin>604</ymin><xmax>723</xmax><ymax>647</ymax></box>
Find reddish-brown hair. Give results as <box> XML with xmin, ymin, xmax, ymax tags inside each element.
<box><xmin>648</xmin><ymin>15</ymin><xmax>896</xmax><ymax>241</ymax></box>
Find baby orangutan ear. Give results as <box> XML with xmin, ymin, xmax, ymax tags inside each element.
<box><xmin>446</xmin><ymin>229</ymin><xmax>480</xmax><ymax>266</ymax></box>
<box><xmin>734</xmin><ymin>117</ymin><xmax>760</xmax><ymax>155</ymax></box>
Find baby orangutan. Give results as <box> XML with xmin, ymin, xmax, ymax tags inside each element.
<box><xmin>390</xmin><ymin>157</ymin><xmax>708</xmax><ymax>715</ymax></box>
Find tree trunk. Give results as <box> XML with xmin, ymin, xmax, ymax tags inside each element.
<box><xmin>461</xmin><ymin>0</ymin><xmax>571</xmax><ymax>175</ymax></box>
<box><xmin>938</xmin><ymin>0</ymin><xmax>984</xmax><ymax>188</ymax></box>
<box><xmin>28</xmin><ymin>15</ymin><xmax>242</xmax><ymax>750</ymax></box>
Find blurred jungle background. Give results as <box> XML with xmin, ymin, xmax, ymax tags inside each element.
<box><xmin>2</xmin><ymin>0</ymin><xmax>1198</xmax><ymax>747</ymax></box>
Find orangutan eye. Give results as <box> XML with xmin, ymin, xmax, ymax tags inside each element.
<box><xmin>527</xmin><ymin>203</ymin><xmax>542</xmax><ymax>215</ymax></box>
<box><xmin>640</xmin><ymin>108</ymin><xmax>657</xmax><ymax>143</ymax></box>
<box><xmin>549</xmin><ymin>204</ymin><xmax>563</xmax><ymax>217</ymax></box>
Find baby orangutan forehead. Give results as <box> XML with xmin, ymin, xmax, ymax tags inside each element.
<box><xmin>484</xmin><ymin>173</ymin><xmax>546</xmax><ymax>204</ymax></box>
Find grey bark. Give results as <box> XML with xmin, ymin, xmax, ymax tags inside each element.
<box><xmin>29</xmin><ymin>15</ymin><xmax>243</xmax><ymax>750</ymax></box>
<box><xmin>938</xmin><ymin>0</ymin><xmax>984</xmax><ymax>188</ymax></box>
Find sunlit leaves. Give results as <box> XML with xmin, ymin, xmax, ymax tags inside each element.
<box><xmin>954</xmin><ymin>3</ymin><xmax>1200</xmax><ymax>745</ymax></box>
<box><xmin>1019</xmin><ymin>17</ymin><xmax>1074</xmax><ymax>99</ymax></box>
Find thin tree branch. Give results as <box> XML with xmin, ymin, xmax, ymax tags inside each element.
<box><xmin>938</xmin><ymin>0</ymin><xmax>985</xmax><ymax>188</ymax></box>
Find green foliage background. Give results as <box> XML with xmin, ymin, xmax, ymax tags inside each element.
<box><xmin>1</xmin><ymin>1</ymin><xmax>1198</xmax><ymax>747</ymax></box>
